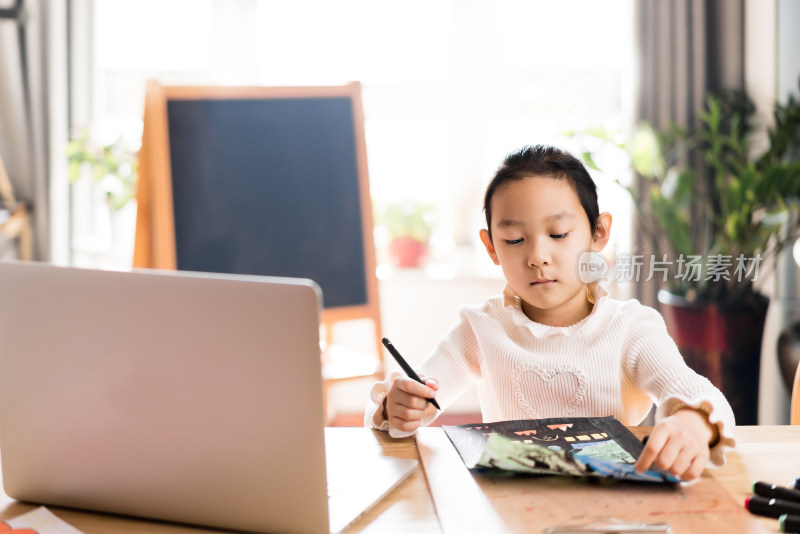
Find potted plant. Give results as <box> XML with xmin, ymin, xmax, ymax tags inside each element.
<box><xmin>379</xmin><ymin>201</ymin><xmax>434</xmax><ymax>269</ymax></box>
<box><xmin>578</xmin><ymin>82</ymin><xmax>800</xmax><ymax>424</ymax></box>
<box><xmin>66</xmin><ymin>129</ymin><xmax>138</xmax><ymax>212</ymax></box>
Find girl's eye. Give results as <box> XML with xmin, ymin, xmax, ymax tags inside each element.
<box><xmin>505</xmin><ymin>238</ymin><xmax>524</xmax><ymax>245</ymax></box>
<box><xmin>550</xmin><ymin>233</ymin><xmax>569</xmax><ymax>239</ymax></box>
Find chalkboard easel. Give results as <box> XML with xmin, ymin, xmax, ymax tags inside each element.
<box><xmin>133</xmin><ymin>80</ymin><xmax>384</xmax><ymax>393</ymax></box>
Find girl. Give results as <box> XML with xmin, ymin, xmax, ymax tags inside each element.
<box><xmin>365</xmin><ymin>145</ymin><xmax>735</xmax><ymax>481</ymax></box>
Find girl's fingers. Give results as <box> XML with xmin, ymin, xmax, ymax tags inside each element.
<box><xmin>423</xmin><ymin>376</ymin><xmax>439</xmax><ymax>390</ymax></box>
<box><xmin>395</xmin><ymin>391</ymin><xmax>430</xmax><ymax>410</ymax></box>
<box><xmin>681</xmin><ymin>455</ymin><xmax>706</xmax><ymax>481</ymax></box>
<box><xmin>652</xmin><ymin>438</ymin><xmax>682</xmax><ymax>471</ymax></box>
<box><xmin>397</xmin><ymin>376</ymin><xmax>438</xmax><ymax>399</ymax></box>
<box><xmin>635</xmin><ymin>431</ymin><xmax>665</xmax><ymax>473</ymax></box>
<box><xmin>416</xmin><ymin>374</ymin><xmax>440</xmax><ymax>391</ymax></box>
<box><xmin>636</xmin><ymin>424</ymin><xmax>709</xmax><ymax>482</ymax></box>
<box><xmin>666</xmin><ymin>449</ymin><xmax>693</xmax><ymax>477</ymax></box>
<box><xmin>387</xmin><ymin>402</ymin><xmax>428</xmax><ymax>431</ymax></box>
<box><xmin>389</xmin><ymin>417</ymin><xmax>422</xmax><ymax>432</ymax></box>
<box><xmin>385</xmin><ymin>374</ymin><xmax>439</xmax><ymax>431</ymax></box>
<box><xmin>390</xmin><ymin>404</ymin><xmax>427</xmax><ymax>421</ymax></box>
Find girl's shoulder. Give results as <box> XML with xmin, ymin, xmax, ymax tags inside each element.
<box><xmin>614</xmin><ymin>297</ymin><xmax>663</xmax><ymax>318</ymax></box>
<box><xmin>450</xmin><ymin>291</ymin><xmax>520</xmax><ymax>330</ymax></box>
<box><xmin>459</xmin><ymin>292</ymin><xmax>507</xmax><ymax>317</ymax></box>
<box><xmin>603</xmin><ymin>296</ymin><xmax>669</xmax><ymax>333</ymax></box>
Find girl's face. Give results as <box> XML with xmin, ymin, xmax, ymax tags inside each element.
<box><xmin>480</xmin><ymin>176</ymin><xmax>611</xmax><ymax>327</ymax></box>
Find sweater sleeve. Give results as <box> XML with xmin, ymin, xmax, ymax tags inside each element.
<box><xmin>621</xmin><ymin>303</ymin><xmax>736</xmax><ymax>467</ymax></box>
<box><xmin>363</xmin><ymin>371</ymin><xmax>440</xmax><ymax>438</ymax></box>
<box><xmin>364</xmin><ymin>304</ymin><xmax>484</xmax><ymax>438</ymax></box>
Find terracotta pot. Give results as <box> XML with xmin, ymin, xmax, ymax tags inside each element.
<box><xmin>389</xmin><ymin>238</ymin><xmax>428</xmax><ymax>268</ymax></box>
<box><xmin>657</xmin><ymin>290</ymin><xmax>768</xmax><ymax>425</ymax></box>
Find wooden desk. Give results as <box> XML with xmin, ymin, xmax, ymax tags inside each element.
<box><xmin>0</xmin><ymin>426</ymin><xmax>797</xmax><ymax>533</ymax></box>
<box><xmin>712</xmin><ymin>425</ymin><xmax>800</xmax><ymax>533</ymax></box>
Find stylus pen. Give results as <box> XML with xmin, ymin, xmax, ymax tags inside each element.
<box><xmin>382</xmin><ymin>337</ymin><xmax>441</xmax><ymax>410</ymax></box>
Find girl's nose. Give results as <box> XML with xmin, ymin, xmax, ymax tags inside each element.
<box><xmin>527</xmin><ymin>238</ymin><xmax>550</xmax><ymax>267</ymax></box>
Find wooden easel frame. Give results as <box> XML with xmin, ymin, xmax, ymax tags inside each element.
<box><xmin>134</xmin><ymin>81</ymin><xmax>384</xmax><ymax>389</ymax></box>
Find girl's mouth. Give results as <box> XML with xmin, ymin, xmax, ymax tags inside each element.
<box><xmin>532</xmin><ymin>279</ymin><xmax>555</xmax><ymax>285</ymax></box>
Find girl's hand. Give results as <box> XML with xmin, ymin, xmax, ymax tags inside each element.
<box><xmin>634</xmin><ymin>408</ymin><xmax>717</xmax><ymax>481</ymax></box>
<box><xmin>382</xmin><ymin>375</ymin><xmax>439</xmax><ymax>433</ymax></box>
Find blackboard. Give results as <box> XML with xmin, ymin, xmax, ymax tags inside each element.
<box><xmin>134</xmin><ymin>82</ymin><xmax>381</xmax><ymax>330</ymax></box>
<box><xmin>167</xmin><ymin>97</ymin><xmax>367</xmax><ymax>308</ymax></box>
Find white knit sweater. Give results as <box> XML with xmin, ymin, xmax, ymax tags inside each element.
<box><xmin>365</xmin><ymin>283</ymin><xmax>736</xmax><ymax>466</ymax></box>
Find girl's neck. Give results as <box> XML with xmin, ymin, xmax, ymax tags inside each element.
<box><xmin>521</xmin><ymin>290</ymin><xmax>595</xmax><ymax>327</ymax></box>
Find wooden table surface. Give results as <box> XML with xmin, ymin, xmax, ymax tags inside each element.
<box><xmin>0</xmin><ymin>426</ymin><xmax>797</xmax><ymax>533</ymax></box>
<box><xmin>709</xmin><ymin>425</ymin><xmax>800</xmax><ymax>534</ymax></box>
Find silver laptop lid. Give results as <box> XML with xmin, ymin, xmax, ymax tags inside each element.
<box><xmin>0</xmin><ymin>261</ymin><xmax>329</xmax><ymax>534</ymax></box>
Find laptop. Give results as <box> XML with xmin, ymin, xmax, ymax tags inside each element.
<box><xmin>0</xmin><ymin>261</ymin><xmax>416</xmax><ymax>533</ymax></box>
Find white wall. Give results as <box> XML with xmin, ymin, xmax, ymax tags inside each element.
<box><xmin>777</xmin><ymin>0</ymin><xmax>800</xmax><ymax>103</ymax></box>
<box><xmin>751</xmin><ymin>0</ymin><xmax>800</xmax><ymax>424</ymax></box>
<box><xmin>327</xmin><ymin>268</ymin><xmax>505</xmax><ymax>417</ymax></box>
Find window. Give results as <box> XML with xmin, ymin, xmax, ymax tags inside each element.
<box><xmin>77</xmin><ymin>0</ymin><xmax>633</xmax><ymax>283</ymax></box>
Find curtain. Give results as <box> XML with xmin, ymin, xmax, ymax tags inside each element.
<box><xmin>632</xmin><ymin>0</ymin><xmax>745</xmax><ymax>307</ymax></box>
<box><xmin>0</xmin><ymin>0</ymin><xmax>51</xmax><ymax>261</ymax></box>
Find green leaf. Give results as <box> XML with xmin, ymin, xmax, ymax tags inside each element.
<box><xmin>725</xmin><ymin>212</ymin><xmax>740</xmax><ymax>242</ymax></box>
<box><xmin>582</xmin><ymin>151</ymin><xmax>600</xmax><ymax>171</ymax></box>
<box><xmin>66</xmin><ymin>130</ymin><xmax>139</xmax><ymax>210</ymax></box>
<box><xmin>631</xmin><ymin>127</ymin><xmax>664</xmax><ymax>178</ymax></box>
<box><xmin>68</xmin><ymin>161</ymin><xmax>81</xmax><ymax>182</ymax></box>
<box><xmin>726</xmin><ymin>177</ymin><xmax>741</xmax><ymax>213</ymax></box>
<box><xmin>673</xmin><ymin>170</ymin><xmax>693</xmax><ymax>207</ymax></box>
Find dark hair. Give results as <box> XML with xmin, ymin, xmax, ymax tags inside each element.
<box><xmin>483</xmin><ymin>144</ymin><xmax>599</xmax><ymax>240</ymax></box>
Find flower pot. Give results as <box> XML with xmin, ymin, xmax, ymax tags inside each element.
<box><xmin>657</xmin><ymin>290</ymin><xmax>768</xmax><ymax>425</ymax></box>
<box><xmin>389</xmin><ymin>237</ymin><xmax>428</xmax><ymax>269</ymax></box>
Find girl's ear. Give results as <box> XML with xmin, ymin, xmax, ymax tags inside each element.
<box><xmin>592</xmin><ymin>212</ymin><xmax>613</xmax><ymax>251</ymax></box>
<box><xmin>479</xmin><ymin>229</ymin><xmax>500</xmax><ymax>265</ymax></box>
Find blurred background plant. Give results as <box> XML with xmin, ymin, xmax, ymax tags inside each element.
<box><xmin>67</xmin><ymin>128</ymin><xmax>138</xmax><ymax>211</ymax></box>
<box><xmin>379</xmin><ymin>200</ymin><xmax>435</xmax><ymax>243</ymax></box>
<box><xmin>377</xmin><ymin>200</ymin><xmax>436</xmax><ymax>268</ymax></box>
<box><xmin>574</xmin><ymin>82</ymin><xmax>800</xmax><ymax>305</ymax></box>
